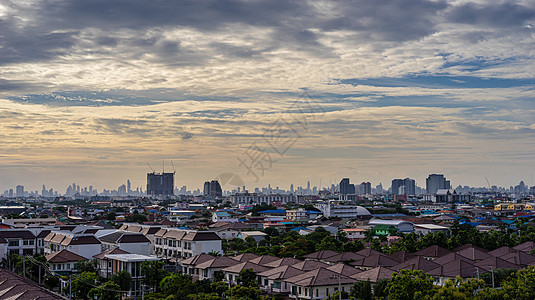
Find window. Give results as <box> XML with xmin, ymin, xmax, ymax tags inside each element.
<box><xmin>8</xmin><ymin>240</ymin><xmax>19</xmax><ymax>247</ymax></box>
<box><xmin>66</xmin><ymin>263</ymin><xmax>70</xmax><ymax>269</ymax></box>
<box><xmin>23</xmin><ymin>240</ymin><xmax>29</xmax><ymax>245</ymax></box>
<box><xmin>316</xmin><ymin>289</ymin><xmax>319</xmax><ymax>297</ymax></box>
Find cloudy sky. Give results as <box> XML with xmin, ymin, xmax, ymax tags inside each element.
<box><xmin>0</xmin><ymin>0</ymin><xmax>534</xmax><ymax>193</ymax></box>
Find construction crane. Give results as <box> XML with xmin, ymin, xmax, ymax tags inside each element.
<box><xmin>147</xmin><ymin>163</ymin><xmax>155</xmax><ymax>173</ymax></box>
<box><xmin>485</xmin><ymin>177</ymin><xmax>492</xmax><ymax>192</ymax></box>
<box><xmin>171</xmin><ymin>160</ymin><xmax>176</xmax><ymax>174</ymax></box>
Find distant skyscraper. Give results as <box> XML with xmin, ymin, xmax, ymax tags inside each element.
<box><xmin>392</xmin><ymin>178</ymin><xmax>416</xmax><ymax>195</ymax></box>
<box><xmin>15</xmin><ymin>185</ymin><xmax>24</xmax><ymax>197</ymax></box>
<box><xmin>339</xmin><ymin>178</ymin><xmax>355</xmax><ymax>195</ymax></box>
<box><xmin>359</xmin><ymin>182</ymin><xmax>372</xmax><ymax>194</ymax></box>
<box><xmin>210</xmin><ymin>180</ymin><xmax>223</xmax><ymax>197</ymax></box>
<box><xmin>203</xmin><ymin>181</ymin><xmax>211</xmax><ymax>195</ymax></box>
<box><xmin>146</xmin><ymin>172</ymin><xmax>174</xmax><ymax>196</ymax></box>
<box><xmin>127</xmin><ymin>180</ymin><xmax>131</xmax><ymax>194</ymax></box>
<box><xmin>426</xmin><ymin>174</ymin><xmax>450</xmax><ymax>194</ymax></box>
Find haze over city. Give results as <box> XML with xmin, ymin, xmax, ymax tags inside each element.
<box><xmin>0</xmin><ymin>0</ymin><xmax>534</xmax><ymax>191</ymax></box>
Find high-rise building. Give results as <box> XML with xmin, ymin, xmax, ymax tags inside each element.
<box><xmin>359</xmin><ymin>182</ymin><xmax>372</xmax><ymax>195</ymax></box>
<box><xmin>339</xmin><ymin>178</ymin><xmax>355</xmax><ymax>195</ymax></box>
<box><xmin>15</xmin><ymin>185</ymin><xmax>24</xmax><ymax>197</ymax></box>
<box><xmin>127</xmin><ymin>180</ymin><xmax>131</xmax><ymax>194</ymax></box>
<box><xmin>203</xmin><ymin>181</ymin><xmax>211</xmax><ymax>196</ymax></box>
<box><xmin>146</xmin><ymin>172</ymin><xmax>174</xmax><ymax>196</ymax></box>
<box><xmin>392</xmin><ymin>178</ymin><xmax>416</xmax><ymax>195</ymax></box>
<box><xmin>210</xmin><ymin>180</ymin><xmax>223</xmax><ymax>197</ymax></box>
<box><xmin>426</xmin><ymin>174</ymin><xmax>450</xmax><ymax>194</ymax></box>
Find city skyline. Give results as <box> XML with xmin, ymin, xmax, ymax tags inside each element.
<box><xmin>0</xmin><ymin>1</ymin><xmax>534</xmax><ymax>190</ymax></box>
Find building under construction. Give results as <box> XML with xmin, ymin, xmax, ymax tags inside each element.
<box><xmin>147</xmin><ymin>172</ymin><xmax>174</xmax><ymax>196</ymax></box>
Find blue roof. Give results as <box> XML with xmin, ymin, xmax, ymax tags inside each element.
<box><xmin>259</xmin><ymin>210</ymin><xmax>286</xmax><ymax>214</ymax></box>
<box><xmin>371</xmin><ymin>213</ymin><xmax>407</xmax><ymax>217</ymax></box>
<box><xmin>290</xmin><ymin>226</ymin><xmax>309</xmax><ymax>231</ymax></box>
<box><xmin>501</xmin><ymin>220</ymin><xmax>515</xmax><ymax>224</ymax></box>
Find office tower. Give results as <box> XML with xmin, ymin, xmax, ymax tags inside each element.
<box><xmin>16</xmin><ymin>185</ymin><xmax>24</xmax><ymax>197</ymax></box>
<box><xmin>146</xmin><ymin>172</ymin><xmax>174</xmax><ymax>196</ymax></box>
<box><xmin>127</xmin><ymin>180</ymin><xmax>131</xmax><ymax>194</ymax></box>
<box><xmin>8</xmin><ymin>189</ymin><xmax>13</xmax><ymax>198</ymax></box>
<box><xmin>210</xmin><ymin>180</ymin><xmax>223</xmax><ymax>197</ymax></box>
<box><xmin>376</xmin><ymin>183</ymin><xmax>383</xmax><ymax>194</ymax></box>
<box><xmin>392</xmin><ymin>178</ymin><xmax>416</xmax><ymax>195</ymax></box>
<box><xmin>203</xmin><ymin>181</ymin><xmax>211</xmax><ymax>196</ymax></box>
<box><xmin>360</xmin><ymin>182</ymin><xmax>372</xmax><ymax>194</ymax></box>
<box><xmin>339</xmin><ymin>178</ymin><xmax>355</xmax><ymax>195</ymax></box>
<box><xmin>426</xmin><ymin>174</ymin><xmax>451</xmax><ymax>194</ymax></box>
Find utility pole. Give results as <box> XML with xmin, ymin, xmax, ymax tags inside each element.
<box><xmin>39</xmin><ymin>264</ymin><xmax>41</xmax><ymax>285</ymax></box>
<box><xmin>23</xmin><ymin>256</ymin><xmax>25</xmax><ymax>278</ymax></box>
<box><xmin>490</xmin><ymin>266</ymin><xmax>495</xmax><ymax>288</ymax></box>
<box><xmin>69</xmin><ymin>274</ymin><xmax>72</xmax><ymax>300</ymax></box>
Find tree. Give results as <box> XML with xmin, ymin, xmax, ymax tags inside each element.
<box><xmin>77</xmin><ymin>259</ymin><xmax>97</xmax><ymax>273</ymax></box>
<box><xmin>385</xmin><ymin>270</ymin><xmax>436</xmax><ymax>300</ymax></box>
<box><xmin>228</xmin><ymin>285</ymin><xmax>261</xmax><ymax>300</ymax></box>
<box><xmin>350</xmin><ymin>280</ymin><xmax>372</xmax><ymax>300</ymax></box>
<box><xmin>159</xmin><ymin>273</ymin><xmax>196</xmax><ymax>298</ymax></box>
<box><xmin>106</xmin><ymin>211</ymin><xmax>117</xmax><ymax>220</ymax></box>
<box><xmin>111</xmin><ymin>270</ymin><xmax>132</xmax><ymax>293</ymax></box>
<box><xmin>316</xmin><ymin>236</ymin><xmax>342</xmax><ymax>252</ymax></box>
<box><xmin>499</xmin><ymin>266</ymin><xmax>535</xmax><ymax>300</ymax></box>
<box><xmin>237</xmin><ymin>268</ymin><xmax>257</xmax><ymax>287</ymax></box>
<box><xmin>71</xmin><ymin>271</ymin><xmax>99</xmax><ymax>299</ymax></box>
<box><xmin>432</xmin><ymin>277</ymin><xmax>484</xmax><ymax>300</ymax></box>
<box><xmin>126</xmin><ymin>213</ymin><xmax>148</xmax><ymax>224</ymax></box>
<box><xmin>88</xmin><ymin>281</ymin><xmax>121</xmax><ymax>300</ymax></box>
<box><xmin>141</xmin><ymin>261</ymin><xmax>167</xmax><ymax>292</ymax></box>
<box><xmin>211</xmin><ymin>281</ymin><xmax>229</xmax><ymax>298</ymax></box>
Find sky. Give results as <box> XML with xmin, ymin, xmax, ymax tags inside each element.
<box><xmin>0</xmin><ymin>0</ymin><xmax>534</xmax><ymax>193</ymax></box>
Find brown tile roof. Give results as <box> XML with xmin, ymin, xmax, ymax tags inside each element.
<box><xmin>324</xmin><ymin>252</ymin><xmax>365</xmax><ymax>263</ymax></box>
<box><xmin>293</xmin><ymin>260</ymin><xmax>331</xmax><ymax>271</ymax></box>
<box><xmin>0</xmin><ymin>269</ymin><xmax>65</xmax><ymax>299</ymax></box>
<box><xmin>249</xmin><ymin>255</ymin><xmax>280</xmax><ymax>266</ymax></box>
<box><xmin>356</xmin><ymin>248</ymin><xmax>382</xmax><ymax>257</ymax></box>
<box><xmin>162</xmin><ymin>229</ymin><xmax>187</xmax><ymax>240</ymax></box>
<box><xmin>303</xmin><ymin>250</ymin><xmax>339</xmax><ymax>260</ymax></box>
<box><xmin>387</xmin><ymin>251</ymin><xmax>415</xmax><ymax>263</ymax></box>
<box><xmin>350</xmin><ymin>266</ymin><xmax>395</xmax><ymax>283</ymax></box>
<box><xmin>488</xmin><ymin>246</ymin><xmax>517</xmax><ymax>257</ymax></box>
<box><xmin>413</xmin><ymin>245</ymin><xmax>451</xmax><ymax>258</ymax></box>
<box><xmin>392</xmin><ymin>256</ymin><xmax>440</xmax><ymax>273</ymax></box>
<box><xmin>475</xmin><ymin>256</ymin><xmax>521</xmax><ymax>270</ymax></box>
<box><xmin>117</xmin><ymin>234</ymin><xmax>150</xmax><ymax>244</ymax></box>
<box><xmin>350</xmin><ymin>254</ymin><xmax>398</xmax><ymax>268</ymax></box>
<box><xmin>141</xmin><ymin>227</ymin><xmax>161</xmax><ymax>235</ymax></box>
<box><xmin>180</xmin><ymin>254</ymin><xmax>215</xmax><ymax>266</ymax></box>
<box><xmin>37</xmin><ymin>230</ymin><xmax>52</xmax><ymax>239</ymax></box>
<box><xmin>432</xmin><ymin>253</ymin><xmax>475</xmax><ymax>265</ymax></box>
<box><xmin>196</xmin><ymin>256</ymin><xmax>238</xmax><ymax>269</ymax></box>
<box><xmin>452</xmin><ymin>244</ymin><xmax>487</xmax><ymax>253</ymax></box>
<box><xmin>263</xmin><ymin>257</ymin><xmax>302</xmax><ymax>268</ymax></box>
<box><xmin>456</xmin><ymin>247</ymin><xmax>491</xmax><ymax>261</ymax></box>
<box><xmin>513</xmin><ymin>241</ymin><xmax>535</xmax><ymax>252</ymax></box>
<box><xmin>182</xmin><ymin>231</ymin><xmax>221</xmax><ymax>241</ymax></box>
<box><xmin>221</xmin><ymin>261</ymin><xmax>271</xmax><ymax>274</ymax></box>
<box><xmin>93</xmin><ymin>248</ymin><xmax>130</xmax><ymax>259</ymax></box>
<box><xmin>285</xmin><ymin>267</ymin><xmax>356</xmax><ymax>287</ymax></box>
<box><xmin>326</xmin><ymin>264</ymin><xmax>362</xmax><ymax>276</ymax></box>
<box><xmin>258</xmin><ymin>265</ymin><xmax>305</xmax><ymax>280</ymax></box>
<box><xmin>428</xmin><ymin>259</ymin><xmax>486</xmax><ymax>278</ymax></box>
<box><xmin>0</xmin><ymin>230</ymin><xmax>36</xmax><ymax>239</ymax></box>
<box><xmin>232</xmin><ymin>253</ymin><xmax>260</xmax><ymax>262</ymax></box>
<box><xmin>63</xmin><ymin>236</ymin><xmax>101</xmax><ymax>246</ymax></box>
<box><xmin>154</xmin><ymin>228</ymin><xmax>167</xmax><ymax>237</ymax></box>
<box><xmin>501</xmin><ymin>251</ymin><xmax>535</xmax><ymax>266</ymax></box>
<box><xmin>44</xmin><ymin>232</ymin><xmax>57</xmax><ymax>243</ymax></box>
<box><xmin>46</xmin><ymin>249</ymin><xmax>87</xmax><ymax>263</ymax></box>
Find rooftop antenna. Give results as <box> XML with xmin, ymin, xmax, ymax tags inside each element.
<box><xmin>147</xmin><ymin>163</ymin><xmax>155</xmax><ymax>173</ymax></box>
<box><xmin>162</xmin><ymin>161</ymin><xmax>165</xmax><ymax>173</ymax></box>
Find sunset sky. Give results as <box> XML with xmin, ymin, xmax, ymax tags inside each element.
<box><xmin>0</xmin><ymin>0</ymin><xmax>534</xmax><ymax>192</ymax></box>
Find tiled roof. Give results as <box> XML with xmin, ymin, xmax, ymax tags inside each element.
<box><xmin>475</xmin><ymin>256</ymin><xmax>521</xmax><ymax>270</ymax></box>
<box><xmin>392</xmin><ymin>256</ymin><xmax>440</xmax><ymax>273</ymax></box>
<box><xmin>93</xmin><ymin>248</ymin><xmax>130</xmax><ymax>259</ymax></box>
<box><xmin>456</xmin><ymin>247</ymin><xmax>491</xmax><ymax>261</ymax></box>
<box><xmin>258</xmin><ymin>265</ymin><xmax>305</xmax><ymax>280</ymax></box>
<box><xmin>350</xmin><ymin>254</ymin><xmax>398</xmax><ymax>268</ymax></box>
<box><xmin>99</xmin><ymin>232</ymin><xmax>149</xmax><ymax>244</ymax></box>
<box><xmin>356</xmin><ymin>248</ymin><xmax>382</xmax><ymax>257</ymax></box>
<box><xmin>180</xmin><ymin>254</ymin><xmax>215</xmax><ymax>266</ymax></box>
<box><xmin>501</xmin><ymin>251</ymin><xmax>535</xmax><ymax>266</ymax></box>
<box><xmin>488</xmin><ymin>246</ymin><xmax>516</xmax><ymax>257</ymax></box>
<box><xmin>232</xmin><ymin>253</ymin><xmax>260</xmax><ymax>262</ymax></box>
<box><xmin>0</xmin><ymin>230</ymin><xmax>35</xmax><ymax>239</ymax></box>
<box><xmin>413</xmin><ymin>245</ymin><xmax>451</xmax><ymax>258</ymax></box>
<box><xmin>324</xmin><ymin>252</ymin><xmax>365</xmax><ymax>263</ymax></box>
<box><xmin>326</xmin><ymin>264</ymin><xmax>362</xmax><ymax>276</ymax></box>
<box><xmin>513</xmin><ymin>241</ymin><xmax>535</xmax><ymax>252</ymax></box>
<box><xmin>350</xmin><ymin>266</ymin><xmax>395</xmax><ymax>283</ymax></box>
<box><xmin>432</xmin><ymin>253</ymin><xmax>475</xmax><ymax>265</ymax></box>
<box><xmin>387</xmin><ymin>251</ymin><xmax>415</xmax><ymax>263</ymax></box>
<box><xmin>249</xmin><ymin>255</ymin><xmax>280</xmax><ymax>266</ymax></box>
<box><xmin>64</xmin><ymin>235</ymin><xmax>101</xmax><ymax>246</ymax></box>
<box><xmin>285</xmin><ymin>267</ymin><xmax>356</xmax><ymax>287</ymax></box>
<box><xmin>293</xmin><ymin>260</ymin><xmax>331</xmax><ymax>271</ymax></box>
<box><xmin>264</xmin><ymin>257</ymin><xmax>302</xmax><ymax>268</ymax></box>
<box><xmin>196</xmin><ymin>256</ymin><xmax>238</xmax><ymax>269</ymax></box>
<box><xmin>428</xmin><ymin>259</ymin><xmax>486</xmax><ymax>278</ymax></box>
<box><xmin>0</xmin><ymin>269</ymin><xmax>65</xmax><ymax>299</ymax></box>
<box><xmin>37</xmin><ymin>230</ymin><xmax>51</xmax><ymax>239</ymax></box>
<box><xmin>46</xmin><ymin>249</ymin><xmax>87</xmax><ymax>263</ymax></box>
<box><xmin>182</xmin><ymin>231</ymin><xmax>221</xmax><ymax>241</ymax></box>
<box><xmin>221</xmin><ymin>261</ymin><xmax>270</xmax><ymax>274</ymax></box>
<box><xmin>303</xmin><ymin>250</ymin><xmax>339</xmax><ymax>260</ymax></box>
